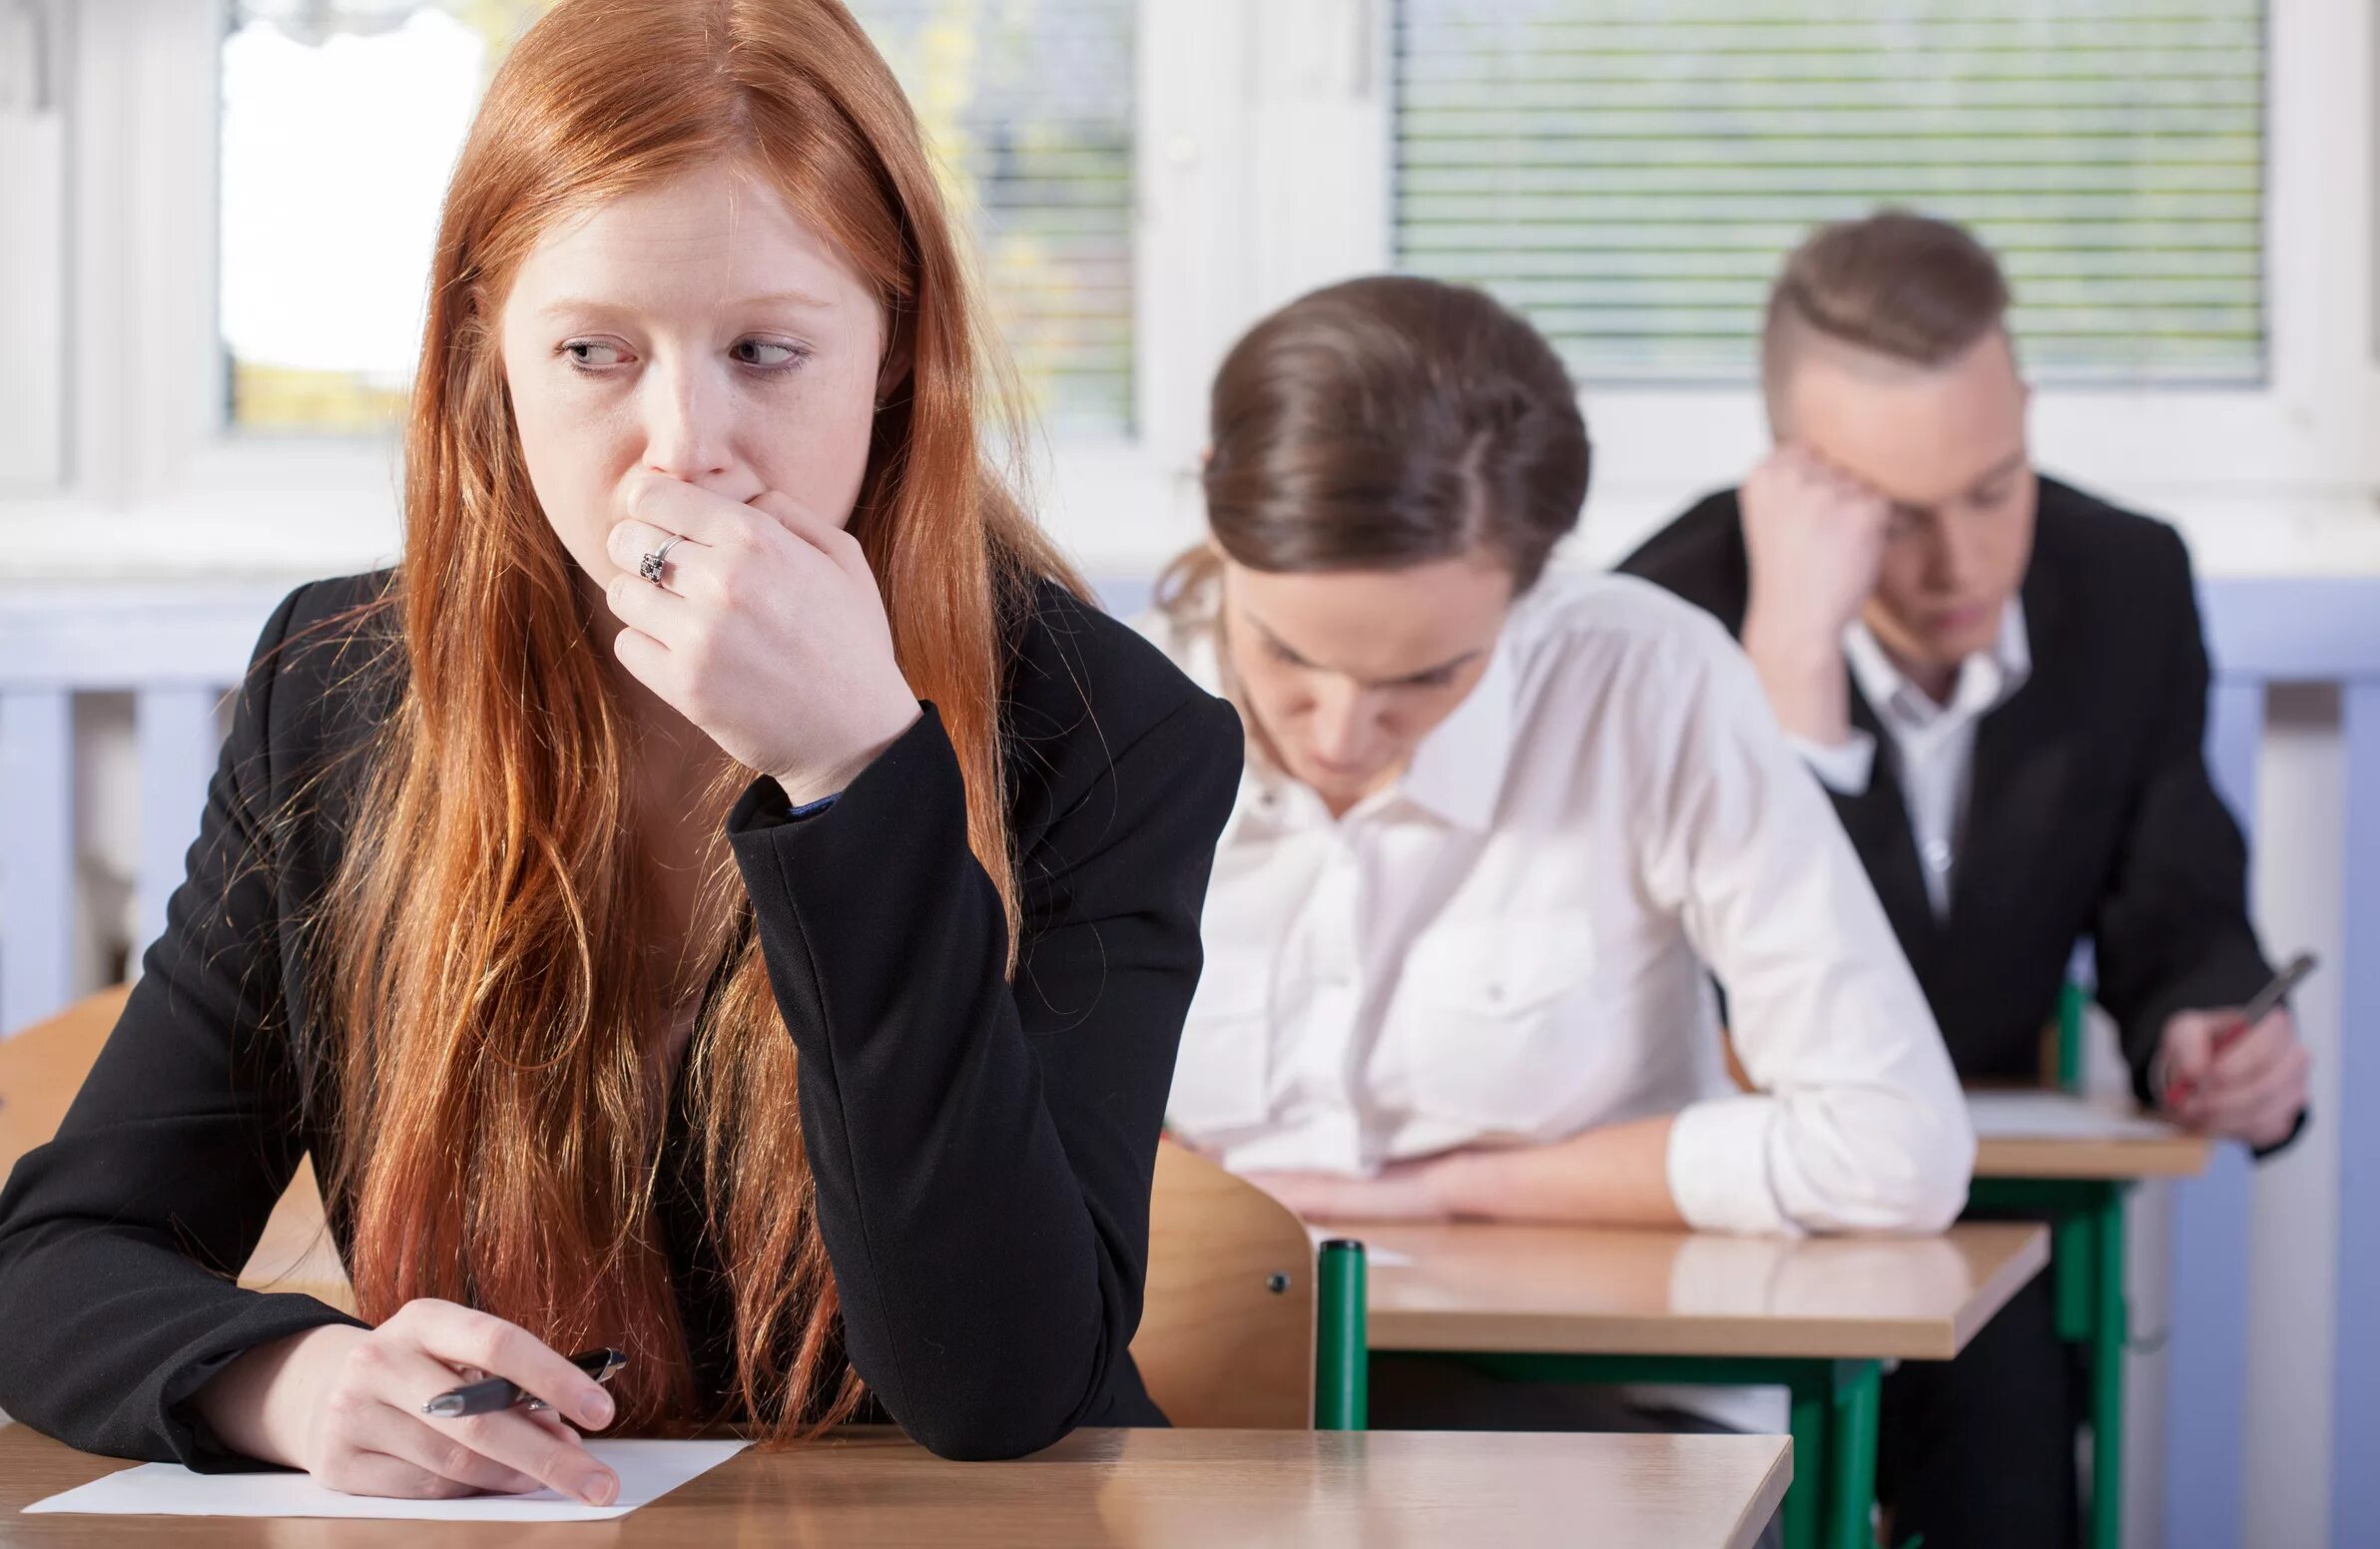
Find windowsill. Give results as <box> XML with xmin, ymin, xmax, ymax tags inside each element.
<box><xmin>0</xmin><ymin>434</ymin><xmax>1211</xmax><ymax>586</ymax></box>
<box><xmin>9</xmin><ymin>490</ymin><xmax>2379</xmax><ymax>595</ymax></box>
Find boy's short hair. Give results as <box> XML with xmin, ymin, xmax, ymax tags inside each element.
<box><xmin>1762</xmin><ymin>210</ymin><xmax>2014</xmax><ymax>428</ymax></box>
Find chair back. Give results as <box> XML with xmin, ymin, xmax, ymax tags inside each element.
<box><xmin>0</xmin><ymin>985</ymin><xmax>129</xmax><ymax>1175</ymax></box>
<box><xmin>1132</xmin><ymin>1140</ymin><xmax>1318</xmax><ymax>1428</ymax></box>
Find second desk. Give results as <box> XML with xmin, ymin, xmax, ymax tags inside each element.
<box><xmin>1354</xmin><ymin>1220</ymin><xmax>2047</xmax><ymax>1549</ymax></box>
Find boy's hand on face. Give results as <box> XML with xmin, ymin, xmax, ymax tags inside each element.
<box><xmin>1738</xmin><ymin>445</ymin><xmax>1892</xmax><ymax>747</ymax></box>
<box><xmin>1741</xmin><ymin>444</ymin><xmax>1892</xmax><ymax>651</ymax></box>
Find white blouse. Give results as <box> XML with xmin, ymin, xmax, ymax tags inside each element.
<box><xmin>1136</xmin><ymin>572</ymin><xmax>1973</xmax><ymax>1238</ymax></box>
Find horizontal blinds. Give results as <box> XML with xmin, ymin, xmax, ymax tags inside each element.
<box><xmin>854</xmin><ymin>0</ymin><xmax>1136</xmax><ymax>434</ymax></box>
<box><xmin>1394</xmin><ymin>1</ymin><xmax>2267</xmax><ymax>387</ymax></box>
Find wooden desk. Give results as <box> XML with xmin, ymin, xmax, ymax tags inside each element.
<box><xmin>1364</xmin><ymin>1221</ymin><xmax>2047</xmax><ymax>1363</ymax></box>
<box><xmin>1970</xmin><ymin>1090</ymin><xmax>2212</xmax><ymax>1181</ymax></box>
<box><xmin>1354</xmin><ymin>1222</ymin><xmax>2047</xmax><ymax>1549</ymax></box>
<box><xmin>1965</xmin><ymin>1089</ymin><xmax>2211</xmax><ymax>1549</ymax></box>
<box><xmin>0</xmin><ymin>1420</ymin><xmax>1790</xmax><ymax>1549</ymax></box>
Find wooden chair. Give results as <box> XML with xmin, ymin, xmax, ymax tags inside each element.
<box><xmin>0</xmin><ymin>984</ymin><xmax>129</xmax><ymax>1175</ymax></box>
<box><xmin>3</xmin><ymin>991</ymin><xmax>1369</xmax><ymax>1428</ymax></box>
<box><xmin>1132</xmin><ymin>1139</ymin><xmax>1369</xmax><ymax>1429</ymax></box>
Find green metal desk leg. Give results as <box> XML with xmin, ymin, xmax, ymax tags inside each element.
<box><xmin>2054</xmin><ymin>1208</ymin><xmax>2097</xmax><ymax>1342</ymax></box>
<box><xmin>2057</xmin><ymin>981</ymin><xmax>2087</xmax><ymax>1094</ymax></box>
<box><xmin>1784</xmin><ymin>1366</ymin><xmax>1829</xmax><ymax>1549</ymax></box>
<box><xmin>1829</xmin><ymin>1360</ymin><xmax>1883</xmax><ymax>1549</ymax></box>
<box><xmin>1314</xmin><ymin>1239</ymin><xmax>1369</xmax><ymax>1430</ymax></box>
<box><xmin>2089</xmin><ymin>1196</ymin><xmax>2126</xmax><ymax>1549</ymax></box>
<box><xmin>1969</xmin><ymin>1173</ymin><xmax>2130</xmax><ymax>1549</ymax></box>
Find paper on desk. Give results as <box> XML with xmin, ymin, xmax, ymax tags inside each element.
<box><xmin>1304</xmin><ymin>1225</ymin><xmax>1415</xmax><ymax>1269</ymax></box>
<box><xmin>1967</xmin><ymin>1091</ymin><xmax>2177</xmax><ymax>1142</ymax></box>
<box><xmin>23</xmin><ymin>1438</ymin><xmax>747</xmax><ymax>1521</ymax></box>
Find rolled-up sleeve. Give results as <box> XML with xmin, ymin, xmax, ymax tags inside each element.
<box><xmin>1649</xmin><ymin>624</ymin><xmax>1974</xmax><ymax>1236</ymax></box>
<box><xmin>1788</xmin><ymin>729</ymin><xmax>1877</xmax><ymax>797</ymax></box>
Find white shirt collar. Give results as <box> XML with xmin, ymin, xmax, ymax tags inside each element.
<box><xmin>1843</xmin><ymin>596</ymin><xmax>2032</xmax><ymax>734</ymax></box>
<box><xmin>1396</xmin><ymin>635</ymin><xmax>1515</xmax><ymax>830</ymax></box>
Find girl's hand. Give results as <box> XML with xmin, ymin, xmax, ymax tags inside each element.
<box><xmin>604</xmin><ymin>473</ymin><xmax>922</xmax><ymax>805</ymax></box>
<box><xmin>197</xmin><ymin>1299</ymin><xmax>620</xmax><ymax>1502</ymax></box>
<box><xmin>1241</xmin><ymin>1158</ymin><xmax>1460</xmax><ymax>1224</ymax></box>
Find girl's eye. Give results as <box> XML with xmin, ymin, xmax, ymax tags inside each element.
<box><xmin>733</xmin><ymin>339</ymin><xmax>808</xmax><ymax>369</ymax></box>
<box><xmin>562</xmin><ymin>340</ymin><xmax>627</xmax><ymax>369</ymax></box>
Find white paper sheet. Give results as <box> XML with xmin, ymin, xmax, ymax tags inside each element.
<box><xmin>1967</xmin><ymin>1091</ymin><xmax>2178</xmax><ymax>1142</ymax></box>
<box><xmin>23</xmin><ymin>1438</ymin><xmax>749</xmax><ymax>1521</ymax></box>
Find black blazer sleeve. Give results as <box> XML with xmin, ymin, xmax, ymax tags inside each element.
<box><xmin>2086</xmin><ymin>528</ymin><xmax>2275</xmax><ymax>1106</ymax></box>
<box><xmin>0</xmin><ymin>584</ymin><xmax>368</xmax><ymax>1469</ymax></box>
<box><xmin>722</xmin><ymin>600</ymin><xmax>1241</xmax><ymax>1460</ymax></box>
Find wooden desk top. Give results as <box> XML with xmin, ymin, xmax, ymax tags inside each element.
<box><xmin>1967</xmin><ymin>1091</ymin><xmax>2213</xmax><ymax>1180</ymax></box>
<box><xmin>0</xmin><ymin>1421</ymin><xmax>1790</xmax><ymax>1549</ymax></box>
<box><xmin>1361</xmin><ymin>1221</ymin><xmax>2048</xmax><ymax>1362</ymax></box>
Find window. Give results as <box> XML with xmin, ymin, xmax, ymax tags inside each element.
<box><xmin>858</xmin><ymin>0</ymin><xmax>1137</xmax><ymax>436</ymax></box>
<box><xmin>219</xmin><ymin>1</ymin><xmax>550</xmax><ymax>434</ymax></box>
<box><xmin>217</xmin><ymin>0</ymin><xmax>1137</xmax><ymax>437</ymax></box>
<box><xmin>1393</xmin><ymin>1</ymin><xmax>2267</xmax><ymax>387</ymax></box>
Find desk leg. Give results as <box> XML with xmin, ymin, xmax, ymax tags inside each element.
<box><xmin>1968</xmin><ymin>1177</ymin><xmax>2129</xmax><ymax>1549</ymax></box>
<box><xmin>1828</xmin><ymin>1360</ymin><xmax>1882</xmax><ymax>1549</ymax></box>
<box><xmin>2090</xmin><ymin>1194</ymin><xmax>2127</xmax><ymax>1549</ymax></box>
<box><xmin>1785</xmin><ymin>1368</ymin><xmax>1828</xmax><ymax>1549</ymax></box>
<box><xmin>1315</xmin><ymin>1239</ymin><xmax>1369</xmax><ymax>1430</ymax></box>
<box><xmin>2056</xmin><ymin>1209</ymin><xmax>2097</xmax><ymax>1342</ymax></box>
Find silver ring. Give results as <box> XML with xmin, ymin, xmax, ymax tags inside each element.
<box><xmin>638</xmin><ymin>533</ymin><xmax>684</xmax><ymax>586</ymax></box>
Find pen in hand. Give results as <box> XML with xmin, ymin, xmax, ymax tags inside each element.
<box><xmin>2163</xmin><ymin>952</ymin><xmax>2317</xmax><ymax>1109</ymax></box>
<box><xmin>422</xmin><ymin>1346</ymin><xmax>628</xmax><ymax>1419</ymax></box>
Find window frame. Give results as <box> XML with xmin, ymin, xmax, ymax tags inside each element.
<box><xmin>1341</xmin><ymin>0</ymin><xmax>2380</xmax><ymax>560</ymax></box>
<box><xmin>1</xmin><ymin>0</ymin><xmax>1251</xmax><ymax>581</ymax></box>
<box><xmin>2</xmin><ymin>0</ymin><xmax>2373</xmax><ymax>581</ymax></box>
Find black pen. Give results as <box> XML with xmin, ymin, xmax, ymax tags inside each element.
<box><xmin>422</xmin><ymin>1346</ymin><xmax>628</xmax><ymax>1419</ymax></box>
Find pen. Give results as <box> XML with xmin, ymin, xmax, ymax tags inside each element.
<box><xmin>422</xmin><ymin>1346</ymin><xmax>628</xmax><ymax>1419</ymax></box>
<box><xmin>2163</xmin><ymin>952</ymin><xmax>2317</xmax><ymax>1108</ymax></box>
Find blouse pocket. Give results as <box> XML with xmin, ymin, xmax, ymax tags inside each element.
<box><xmin>1392</xmin><ymin>911</ymin><xmax>1599</xmax><ymax>1133</ymax></box>
<box><xmin>1165</xmin><ymin>949</ymin><xmax>1274</xmax><ymax>1138</ymax></box>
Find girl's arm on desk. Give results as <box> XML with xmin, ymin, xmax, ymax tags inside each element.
<box><xmin>1244</xmin><ymin>1116</ymin><xmax>1683</xmax><ymax>1228</ymax></box>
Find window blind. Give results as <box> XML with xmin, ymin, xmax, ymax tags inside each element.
<box><xmin>1394</xmin><ymin>1</ymin><xmax>2266</xmax><ymax>387</ymax></box>
<box><xmin>855</xmin><ymin>0</ymin><xmax>1137</xmax><ymax>435</ymax></box>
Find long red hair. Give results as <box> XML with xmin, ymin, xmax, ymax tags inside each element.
<box><xmin>319</xmin><ymin>0</ymin><xmax>1080</xmax><ymax>1440</ymax></box>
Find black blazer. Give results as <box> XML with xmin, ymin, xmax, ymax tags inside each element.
<box><xmin>0</xmin><ymin>570</ymin><xmax>1241</xmax><ymax>1466</ymax></box>
<box><xmin>1620</xmin><ymin>475</ymin><xmax>2274</xmax><ymax>1105</ymax></box>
